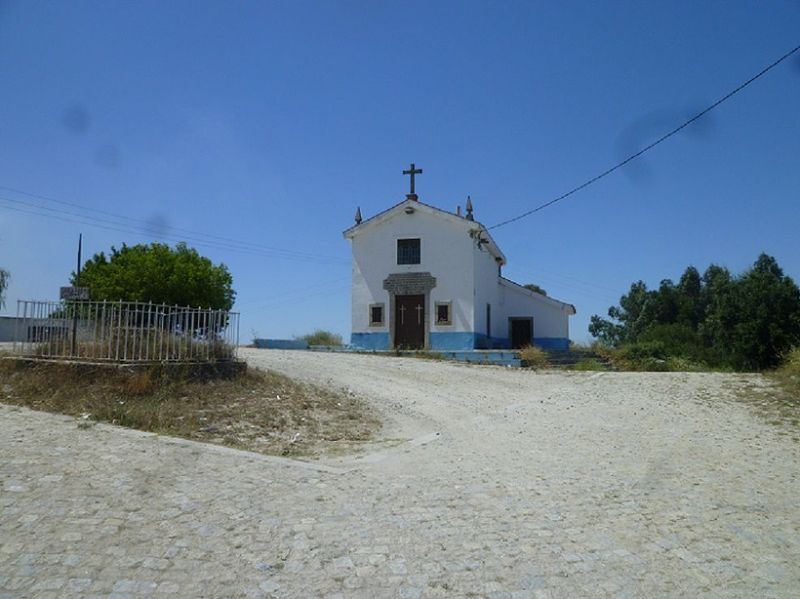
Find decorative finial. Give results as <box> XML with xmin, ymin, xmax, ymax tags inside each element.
<box><xmin>456</xmin><ymin>205</ymin><xmax>462</xmax><ymax>217</ymax></box>
<box><xmin>354</xmin><ymin>206</ymin><xmax>362</xmax><ymax>225</ymax></box>
<box><xmin>402</xmin><ymin>162</ymin><xmax>423</xmax><ymax>201</ymax></box>
<box><xmin>465</xmin><ymin>196</ymin><xmax>474</xmax><ymax>221</ymax></box>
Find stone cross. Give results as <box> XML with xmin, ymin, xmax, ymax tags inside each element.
<box><xmin>403</xmin><ymin>163</ymin><xmax>422</xmax><ymax>200</ymax></box>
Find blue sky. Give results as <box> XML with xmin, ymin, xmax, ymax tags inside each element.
<box><xmin>1</xmin><ymin>1</ymin><xmax>799</xmax><ymax>343</ymax></box>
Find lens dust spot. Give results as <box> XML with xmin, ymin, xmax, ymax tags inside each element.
<box><xmin>145</xmin><ymin>213</ymin><xmax>171</xmax><ymax>238</ymax></box>
<box><xmin>61</xmin><ymin>104</ymin><xmax>90</xmax><ymax>134</ymax></box>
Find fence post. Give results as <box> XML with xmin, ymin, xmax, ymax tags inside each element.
<box><xmin>14</xmin><ymin>300</ymin><xmax>21</xmax><ymax>355</ymax></box>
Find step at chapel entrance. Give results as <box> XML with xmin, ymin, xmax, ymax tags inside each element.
<box><xmin>394</xmin><ymin>294</ymin><xmax>425</xmax><ymax>349</ymax></box>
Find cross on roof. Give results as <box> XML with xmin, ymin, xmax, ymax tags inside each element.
<box><xmin>403</xmin><ymin>163</ymin><xmax>422</xmax><ymax>200</ymax></box>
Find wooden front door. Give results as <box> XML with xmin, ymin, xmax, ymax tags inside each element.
<box><xmin>510</xmin><ymin>317</ymin><xmax>533</xmax><ymax>349</ymax></box>
<box><xmin>395</xmin><ymin>294</ymin><xmax>425</xmax><ymax>349</ymax></box>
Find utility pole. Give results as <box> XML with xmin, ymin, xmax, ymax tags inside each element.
<box><xmin>71</xmin><ymin>234</ymin><xmax>82</xmax><ymax>356</ymax></box>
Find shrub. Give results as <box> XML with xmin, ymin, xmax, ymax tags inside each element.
<box><xmin>770</xmin><ymin>347</ymin><xmax>800</xmax><ymax>400</ymax></box>
<box><xmin>613</xmin><ymin>341</ymin><xmax>668</xmax><ymax>371</ymax></box>
<box><xmin>520</xmin><ymin>345</ymin><xmax>549</xmax><ymax>369</ymax></box>
<box><xmin>664</xmin><ymin>356</ymin><xmax>706</xmax><ymax>372</ymax></box>
<box><xmin>570</xmin><ymin>358</ymin><xmax>604</xmax><ymax>371</ymax></box>
<box><xmin>299</xmin><ymin>330</ymin><xmax>343</xmax><ymax>346</ymax></box>
<box><xmin>638</xmin><ymin>323</ymin><xmax>705</xmax><ymax>361</ymax></box>
<box><xmin>779</xmin><ymin>347</ymin><xmax>800</xmax><ymax>376</ymax></box>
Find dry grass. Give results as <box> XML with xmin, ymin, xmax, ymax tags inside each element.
<box><xmin>519</xmin><ymin>345</ymin><xmax>549</xmax><ymax>369</ymax></box>
<box><xmin>718</xmin><ymin>349</ymin><xmax>800</xmax><ymax>441</ymax></box>
<box><xmin>0</xmin><ymin>357</ymin><xmax>380</xmax><ymax>458</ymax></box>
<box><xmin>773</xmin><ymin>347</ymin><xmax>800</xmax><ymax>400</ymax></box>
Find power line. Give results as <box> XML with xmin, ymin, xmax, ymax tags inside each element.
<box><xmin>235</xmin><ymin>276</ymin><xmax>350</xmax><ymax>307</ymax></box>
<box><xmin>488</xmin><ymin>42</ymin><xmax>800</xmax><ymax>231</ymax></box>
<box><xmin>510</xmin><ymin>265</ymin><xmax>623</xmax><ymax>294</ymax></box>
<box><xmin>0</xmin><ymin>184</ymin><xmax>340</xmax><ymax>261</ymax></box>
<box><xmin>0</xmin><ymin>194</ymin><xmax>349</xmax><ymax>266</ymax></box>
<box><xmin>247</xmin><ymin>281</ymin><xmax>351</xmax><ymax>312</ymax></box>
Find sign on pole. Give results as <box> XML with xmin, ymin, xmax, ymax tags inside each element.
<box><xmin>60</xmin><ymin>286</ymin><xmax>90</xmax><ymax>301</ymax></box>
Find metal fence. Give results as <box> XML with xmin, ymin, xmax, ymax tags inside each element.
<box><xmin>12</xmin><ymin>300</ymin><xmax>239</xmax><ymax>363</ymax></box>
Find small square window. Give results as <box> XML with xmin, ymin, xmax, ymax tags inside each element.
<box><xmin>397</xmin><ymin>238</ymin><xmax>421</xmax><ymax>265</ymax></box>
<box><xmin>369</xmin><ymin>304</ymin><xmax>384</xmax><ymax>326</ymax></box>
<box><xmin>435</xmin><ymin>302</ymin><xmax>452</xmax><ymax>326</ymax></box>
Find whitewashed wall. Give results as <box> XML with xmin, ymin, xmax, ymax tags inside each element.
<box><xmin>472</xmin><ymin>240</ymin><xmax>501</xmax><ymax>339</ymax></box>
<box><xmin>497</xmin><ymin>280</ymin><xmax>572</xmax><ymax>340</ymax></box>
<box><xmin>350</xmin><ymin>207</ymin><xmax>476</xmax><ymax>336</ymax></box>
<box><xmin>347</xmin><ymin>200</ymin><xmax>573</xmax><ymax>350</ymax></box>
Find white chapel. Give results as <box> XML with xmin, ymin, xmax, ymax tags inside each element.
<box><xmin>343</xmin><ymin>165</ymin><xmax>575</xmax><ymax>351</ymax></box>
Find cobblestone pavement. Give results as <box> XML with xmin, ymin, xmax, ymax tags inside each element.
<box><xmin>1</xmin><ymin>350</ymin><xmax>799</xmax><ymax>598</ymax></box>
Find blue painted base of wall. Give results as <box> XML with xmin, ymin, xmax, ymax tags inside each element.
<box><xmin>254</xmin><ymin>338</ymin><xmax>309</xmax><ymax>349</ymax></box>
<box><xmin>429</xmin><ymin>332</ymin><xmax>480</xmax><ymax>350</ymax></box>
<box><xmin>350</xmin><ymin>331</ymin><xmax>570</xmax><ymax>352</ymax></box>
<box><xmin>350</xmin><ymin>332</ymin><xmax>390</xmax><ymax>350</ymax></box>
<box><xmin>472</xmin><ymin>334</ymin><xmax>508</xmax><ymax>349</ymax></box>
<box><xmin>534</xmin><ymin>337</ymin><xmax>570</xmax><ymax>351</ymax></box>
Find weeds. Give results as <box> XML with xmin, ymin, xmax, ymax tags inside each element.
<box><xmin>568</xmin><ymin>359</ymin><xmax>604</xmax><ymax>371</ymax></box>
<box><xmin>297</xmin><ymin>330</ymin><xmax>343</xmax><ymax>346</ymax></box>
<box><xmin>520</xmin><ymin>345</ymin><xmax>549</xmax><ymax>369</ymax></box>
<box><xmin>412</xmin><ymin>350</ymin><xmax>444</xmax><ymax>361</ymax></box>
<box><xmin>773</xmin><ymin>347</ymin><xmax>800</xmax><ymax>399</ymax></box>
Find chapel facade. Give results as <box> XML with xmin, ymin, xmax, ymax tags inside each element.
<box><xmin>343</xmin><ymin>166</ymin><xmax>575</xmax><ymax>351</ymax></box>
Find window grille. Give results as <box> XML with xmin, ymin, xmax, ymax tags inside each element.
<box><xmin>397</xmin><ymin>238</ymin><xmax>421</xmax><ymax>265</ymax></box>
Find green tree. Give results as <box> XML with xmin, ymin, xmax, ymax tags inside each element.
<box><xmin>697</xmin><ymin>264</ymin><xmax>735</xmax><ymax>363</ymax></box>
<box><xmin>589</xmin><ymin>254</ymin><xmax>800</xmax><ymax>370</ymax></box>
<box><xmin>676</xmin><ymin>266</ymin><xmax>702</xmax><ymax>328</ymax></box>
<box><xmin>0</xmin><ymin>268</ymin><xmax>9</xmax><ymax>309</ymax></box>
<box><xmin>73</xmin><ymin>243</ymin><xmax>235</xmax><ymax>309</ymax></box>
<box><xmin>588</xmin><ymin>313</ymin><xmax>624</xmax><ymax>346</ymax></box>
<box><xmin>523</xmin><ymin>283</ymin><xmax>547</xmax><ymax>296</ymax></box>
<box><xmin>722</xmin><ymin>254</ymin><xmax>800</xmax><ymax>369</ymax></box>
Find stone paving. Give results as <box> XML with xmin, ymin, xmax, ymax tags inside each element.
<box><xmin>1</xmin><ymin>350</ymin><xmax>799</xmax><ymax>598</ymax></box>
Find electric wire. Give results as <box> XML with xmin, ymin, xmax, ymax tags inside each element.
<box><xmin>0</xmin><ymin>184</ymin><xmax>341</xmax><ymax>261</ymax></box>
<box><xmin>488</xmin><ymin>43</ymin><xmax>800</xmax><ymax>230</ymax></box>
<box><xmin>247</xmin><ymin>281</ymin><xmax>351</xmax><ymax>312</ymax></box>
<box><xmin>0</xmin><ymin>195</ymin><xmax>349</xmax><ymax>266</ymax></box>
<box><xmin>235</xmin><ymin>276</ymin><xmax>350</xmax><ymax>307</ymax></box>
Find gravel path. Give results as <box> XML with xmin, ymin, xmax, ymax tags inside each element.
<box><xmin>1</xmin><ymin>349</ymin><xmax>799</xmax><ymax>598</ymax></box>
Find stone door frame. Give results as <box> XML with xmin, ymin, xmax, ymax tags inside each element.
<box><xmin>383</xmin><ymin>272</ymin><xmax>437</xmax><ymax>350</ymax></box>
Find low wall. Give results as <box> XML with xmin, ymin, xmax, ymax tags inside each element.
<box><xmin>0</xmin><ymin>317</ymin><xmax>24</xmax><ymax>342</ymax></box>
<box><xmin>253</xmin><ymin>339</ymin><xmax>309</xmax><ymax>350</ymax></box>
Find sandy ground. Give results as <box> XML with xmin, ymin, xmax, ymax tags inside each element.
<box><xmin>1</xmin><ymin>349</ymin><xmax>798</xmax><ymax>598</ymax></box>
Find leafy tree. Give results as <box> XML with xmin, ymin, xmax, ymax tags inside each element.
<box><xmin>676</xmin><ymin>266</ymin><xmax>702</xmax><ymax>328</ymax></box>
<box><xmin>721</xmin><ymin>254</ymin><xmax>800</xmax><ymax>369</ymax></box>
<box><xmin>523</xmin><ymin>283</ymin><xmax>547</xmax><ymax>296</ymax></box>
<box><xmin>0</xmin><ymin>268</ymin><xmax>9</xmax><ymax>309</ymax></box>
<box><xmin>590</xmin><ymin>280</ymin><xmax>651</xmax><ymax>345</ymax></box>
<box><xmin>588</xmin><ymin>314</ymin><xmax>624</xmax><ymax>346</ymax></box>
<box><xmin>73</xmin><ymin>242</ymin><xmax>235</xmax><ymax>310</ymax></box>
<box><xmin>589</xmin><ymin>254</ymin><xmax>800</xmax><ymax>370</ymax></box>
